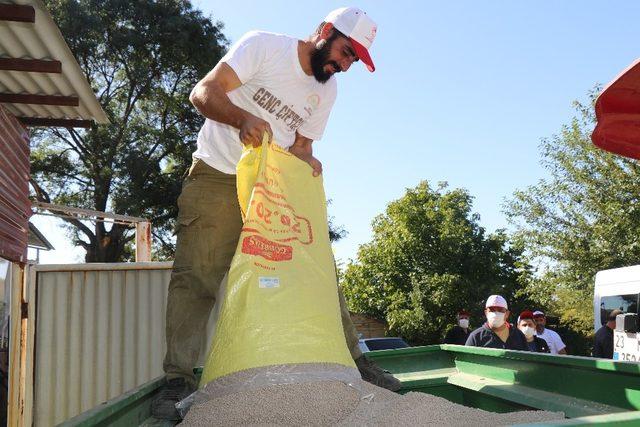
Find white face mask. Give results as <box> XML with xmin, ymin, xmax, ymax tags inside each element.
<box><xmin>458</xmin><ymin>318</ymin><xmax>469</xmax><ymax>329</ymax></box>
<box><xmin>520</xmin><ymin>326</ymin><xmax>535</xmax><ymax>338</ymax></box>
<box><xmin>486</xmin><ymin>311</ymin><xmax>505</xmax><ymax>328</ymax></box>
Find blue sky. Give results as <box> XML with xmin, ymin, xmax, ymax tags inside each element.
<box><xmin>32</xmin><ymin>1</ymin><xmax>640</xmax><ymax>264</ymax></box>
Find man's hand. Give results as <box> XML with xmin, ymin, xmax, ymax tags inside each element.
<box><xmin>239</xmin><ymin>113</ymin><xmax>273</xmax><ymax>147</ymax></box>
<box><xmin>290</xmin><ymin>146</ymin><xmax>323</xmax><ymax>176</ymax></box>
<box><xmin>306</xmin><ymin>155</ymin><xmax>323</xmax><ymax>177</ymax></box>
<box><xmin>290</xmin><ymin>133</ymin><xmax>322</xmax><ymax>177</ymax></box>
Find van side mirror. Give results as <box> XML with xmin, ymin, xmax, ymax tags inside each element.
<box><xmin>616</xmin><ymin>313</ymin><xmax>639</xmax><ymax>333</ymax></box>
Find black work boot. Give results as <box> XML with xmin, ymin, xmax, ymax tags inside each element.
<box><xmin>151</xmin><ymin>377</ymin><xmax>195</xmax><ymax>421</ymax></box>
<box><xmin>355</xmin><ymin>355</ymin><xmax>402</xmax><ymax>392</ymax></box>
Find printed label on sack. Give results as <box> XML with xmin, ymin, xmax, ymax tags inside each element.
<box><xmin>242</xmin><ymin>234</ymin><xmax>293</xmax><ymax>261</ymax></box>
<box><xmin>242</xmin><ymin>182</ymin><xmax>313</xmax><ymax>245</ymax></box>
<box><xmin>258</xmin><ymin>276</ymin><xmax>280</xmax><ymax>289</ymax></box>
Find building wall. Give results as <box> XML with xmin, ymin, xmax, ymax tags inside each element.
<box><xmin>0</xmin><ymin>105</ymin><xmax>30</xmax><ymax>263</ymax></box>
<box><xmin>349</xmin><ymin>312</ymin><xmax>387</xmax><ymax>338</ymax></box>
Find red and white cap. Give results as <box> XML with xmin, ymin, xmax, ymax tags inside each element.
<box><xmin>324</xmin><ymin>7</ymin><xmax>377</xmax><ymax>72</ymax></box>
<box><xmin>485</xmin><ymin>295</ymin><xmax>508</xmax><ymax>309</ymax></box>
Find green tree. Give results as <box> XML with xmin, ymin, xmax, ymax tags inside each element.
<box><xmin>341</xmin><ymin>181</ymin><xmax>530</xmax><ymax>345</ymax></box>
<box><xmin>505</xmin><ymin>89</ymin><xmax>640</xmax><ymax>355</ymax></box>
<box><xmin>30</xmin><ymin>0</ymin><xmax>228</xmax><ymax>261</ymax></box>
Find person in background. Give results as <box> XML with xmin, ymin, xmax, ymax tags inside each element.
<box><xmin>465</xmin><ymin>295</ymin><xmax>528</xmax><ymax>351</ymax></box>
<box><xmin>517</xmin><ymin>311</ymin><xmax>550</xmax><ymax>353</ymax></box>
<box><xmin>444</xmin><ymin>310</ymin><xmax>471</xmax><ymax>345</ymax></box>
<box><xmin>532</xmin><ymin>311</ymin><xmax>567</xmax><ymax>355</ymax></box>
<box><xmin>593</xmin><ymin>309</ymin><xmax>622</xmax><ymax>359</ymax></box>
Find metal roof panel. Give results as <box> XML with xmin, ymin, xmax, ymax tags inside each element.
<box><xmin>0</xmin><ymin>0</ymin><xmax>108</xmax><ymax>125</ymax></box>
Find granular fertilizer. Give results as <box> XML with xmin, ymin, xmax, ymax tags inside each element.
<box><xmin>339</xmin><ymin>381</ymin><xmax>563</xmax><ymax>426</ymax></box>
<box><xmin>181</xmin><ymin>366</ymin><xmax>564</xmax><ymax>426</ymax></box>
<box><xmin>181</xmin><ymin>380</ymin><xmax>358</xmax><ymax>426</ymax></box>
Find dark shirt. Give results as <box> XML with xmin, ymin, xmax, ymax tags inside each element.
<box><xmin>465</xmin><ymin>324</ymin><xmax>529</xmax><ymax>351</ymax></box>
<box><xmin>593</xmin><ymin>325</ymin><xmax>614</xmax><ymax>359</ymax></box>
<box><xmin>526</xmin><ymin>336</ymin><xmax>551</xmax><ymax>353</ymax></box>
<box><xmin>444</xmin><ymin>325</ymin><xmax>471</xmax><ymax>345</ymax></box>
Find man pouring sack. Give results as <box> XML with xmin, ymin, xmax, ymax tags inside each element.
<box><xmin>152</xmin><ymin>7</ymin><xmax>400</xmax><ymax>421</ymax></box>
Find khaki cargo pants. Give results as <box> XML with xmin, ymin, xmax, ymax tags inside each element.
<box><xmin>164</xmin><ymin>159</ymin><xmax>362</xmax><ymax>387</ymax></box>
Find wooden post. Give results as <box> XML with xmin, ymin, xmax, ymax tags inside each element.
<box><xmin>7</xmin><ymin>262</ymin><xmax>30</xmax><ymax>426</ymax></box>
<box><xmin>135</xmin><ymin>221</ymin><xmax>152</xmax><ymax>262</ymax></box>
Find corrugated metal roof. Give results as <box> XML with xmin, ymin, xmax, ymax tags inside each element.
<box><xmin>27</xmin><ymin>221</ymin><xmax>53</xmax><ymax>250</ymax></box>
<box><xmin>0</xmin><ymin>0</ymin><xmax>108</xmax><ymax>125</ymax></box>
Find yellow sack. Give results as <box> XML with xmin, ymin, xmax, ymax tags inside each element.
<box><xmin>200</xmin><ymin>139</ymin><xmax>355</xmax><ymax>385</ymax></box>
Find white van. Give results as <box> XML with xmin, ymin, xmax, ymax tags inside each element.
<box><xmin>593</xmin><ymin>265</ymin><xmax>640</xmax><ymax>331</ymax></box>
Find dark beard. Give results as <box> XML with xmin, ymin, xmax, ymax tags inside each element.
<box><xmin>310</xmin><ymin>33</ymin><xmax>341</xmax><ymax>83</ymax></box>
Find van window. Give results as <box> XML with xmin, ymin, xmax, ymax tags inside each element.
<box><xmin>600</xmin><ymin>294</ymin><xmax>639</xmax><ymax>325</ymax></box>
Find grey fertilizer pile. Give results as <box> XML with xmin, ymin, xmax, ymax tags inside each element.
<box><xmin>338</xmin><ymin>382</ymin><xmax>563</xmax><ymax>426</ymax></box>
<box><xmin>181</xmin><ymin>366</ymin><xmax>564</xmax><ymax>426</ymax></box>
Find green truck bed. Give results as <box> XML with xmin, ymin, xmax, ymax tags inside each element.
<box><xmin>60</xmin><ymin>345</ymin><xmax>640</xmax><ymax>426</ymax></box>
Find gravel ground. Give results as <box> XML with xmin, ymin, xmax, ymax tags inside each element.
<box><xmin>181</xmin><ymin>367</ymin><xmax>564</xmax><ymax>426</ymax></box>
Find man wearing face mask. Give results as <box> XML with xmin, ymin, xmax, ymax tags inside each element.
<box><xmin>593</xmin><ymin>309</ymin><xmax>622</xmax><ymax>359</ymax></box>
<box><xmin>444</xmin><ymin>310</ymin><xmax>471</xmax><ymax>345</ymax></box>
<box><xmin>517</xmin><ymin>311</ymin><xmax>550</xmax><ymax>353</ymax></box>
<box><xmin>152</xmin><ymin>7</ymin><xmax>397</xmax><ymax>420</ymax></box>
<box><xmin>532</xmin><ymin>311</ymin><xmax>567</xmax><ymax>355</ymax></box>
<box><xmin>465</xmin><ymin>295</ymin><xmax>528</xmax><ymax>350</ymax></box>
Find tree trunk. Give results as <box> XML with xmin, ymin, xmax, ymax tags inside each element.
<box><xmin>84</xmin><ymin>223</ymin><xmax>129</xmax><ymax>262</ymax></box>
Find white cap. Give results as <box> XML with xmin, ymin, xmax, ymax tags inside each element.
<box><xmin>324</xmin><ymin>7</ymin><xmax>377</xmax><ymax>72</ymax></box>
<box><xmin>533</xmin><ymin>310</ymin><xmax>545</xmax><ymax>317</ymax></box>
<box><xmin>485</xmin><ymin>295</ymin><xmax>508</xmax><ymax>309</ymax></box>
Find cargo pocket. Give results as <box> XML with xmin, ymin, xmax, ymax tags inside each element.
<box><xmin>173</xmin><ymin>215</ymin><xmax>200</xmax><ymax>273</ymax></box>
<box><xmin>174</xmin><ymin>214</ymin><xmax>199</xmax><ymax>236</ymax></box>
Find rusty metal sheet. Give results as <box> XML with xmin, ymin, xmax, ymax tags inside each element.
<box><xmin>0</xmin><ymin>105</ymin><xmax>31</xmax><ymax>262</ymax></box>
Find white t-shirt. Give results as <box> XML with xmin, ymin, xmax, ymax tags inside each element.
<box><xmin>193</xmin><ymin>31</ymin><xmax>338</xmax><ymax>174</ymax></box>
<box><xmin>536</xmin><ymin>328</ymin><xmax>566</xmax><ymax>354</ymax></box>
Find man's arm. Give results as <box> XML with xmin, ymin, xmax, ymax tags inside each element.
<box><xmin>592</xmin><ymin>331</ymin><xmax>604</xmax><ymax>357</ymax></box>
<box><xmin>537</xmin><ymin>337</ymin><xmax>551</xmax><ymax>353</ymax></box>
<box><xmin>553</xmin><ymin>331</ymin><xmax>568</xmax><ymax>354</ymax></box>
<box><xmin>289</xmin><ymin>133</ymin><xmax>322</xmax><ymax>176</ymax></box>
<box><xmin>593</xmin><ymin>344</ymin><xmax>603</xmax><ymax>358</ymax></box>
<box><xmin>189</xmin><ymin>62</ymin><xmax>272</xmax><ymax>147</ymax></box>
<box><xmin>464</xmin><ymin>330</ymin><xmax>477</xmax><ymax>346</ymax></box>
